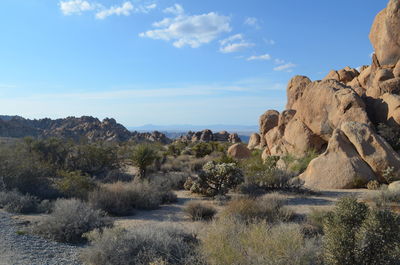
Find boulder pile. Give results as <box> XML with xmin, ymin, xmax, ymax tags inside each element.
<box><xmin>251</xmin><ymin>0</ymin><xmax>400</xmax><ymax>189</ymax></box>
<box><xmin>179</xmin><ymin>129</ymin><xmax>241</xmax><ymax>144</ymax></box>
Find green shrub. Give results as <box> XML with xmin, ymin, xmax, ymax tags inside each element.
<box><xmin>184</xmin><ymin>201</ymin><xmax>217</xmax><ymax>221</ymax></box>
<box><xmin>220</xmin><ymin>193</ymin><xmax>293</xmax><ymax>223</ymax></box>
<box><xmin>202</xmin><ymin>218</ymin><xmax>321</xmax><ymax>265</ymax></box>
<box><xmin>191</xmin><ymin>142</ymin><xmax>213</xmax><ymax>158</ymax></box>
<box><xmin>367</xmin><ymin>180</ymin><xmax>380</xmax><ymax>190</ymax></box>
<box><xmin>355</xmin><ymin>209</ymin><xmax>400</xmax><ymax>265</ymax></box>
<box><xmin>184</xmin><ymin>161</ymin><xmax>243</xmax><ymax>196</ymax></box>
<box><xmin>0</xmin><ymin>190</ymin><xmax>38</xmax><ymax>214</ymax></box>
<box><xmin>284</xmin><ymin>150</ymin><xmax>318</xmax><ymax>174</ymax></box>
<box><xmin>131</xmin><ymin>144</ymin><xmax>159</xmax><ymax>179</ymax></box>
<box><xmin>382</xmin><ymin>166</ymin><xmax>398</xmax><ymax>184</ymax></box>
<box><xmin>65</xmin><ymin>143</ymin><xmax>120</xmax><ymax>178</ymax></box>
<box><xmin>323</xmin><ymin>197</ymin><xmax>369</xmax><ymax>265</ymax></box>
<box><xmin>56</xmin><ymin>170</ymin><xmax>96</xmax><ymax>199</ymax></box>
<box><xmin>81</xmin><ymin>225</ymin><xmax>203</xmax><ymax>265</ymax></box>
<box><xmin>34</xmin><ymin>198</ymin><xmax>111</xmax><ymax>243</ymax></box>
<box><xmin>304</xmin><ymin>208</ymin><xmax>331</xmax><ymax>236</ymax></box>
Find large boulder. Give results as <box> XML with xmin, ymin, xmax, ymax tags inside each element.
<box><xmin>294</xmin><ymin>79</ymin><xmax>371</xmax><ymax>141</ymax></box>
<box><xmin>369</xmin><ymin>0</ymin><xmax>400</xmax><ymax>66</ymax></box>
<box><xmin>299</xmin><ymin>129</ymin><xmax>376</xmax><ymax>189</ymax></box>
<box><xmin>323</xmin><ymin>67</ymin><xmax>359</xmax><ymax>84</ymax></box>
<box><xmin>259</xmin><ymin>110</ymin><xmax>279</xmax><ymax>135</ymax></box>
<box><xmin>247</xmin><ymin>133</ymin><xmax>261</xmax><ymax>150</ymax></box>
<box><xmin>286</xmin><ymin>76</ymin><xmax>311</xmax><ymax>110</ymax></box>
<box><xmin>282</xmin><ymin>118</ymin><xmax>326</xmax><ymax>156</ymax></box>
<box><xmin>227</xmin><ymin>143</ymin><xmax>251</xmax><ymax>160</ymax></box>
<box><xmin>341</xmin><ymin>121</ymin><xmax>400</xmax><ymax>180</ymax></box>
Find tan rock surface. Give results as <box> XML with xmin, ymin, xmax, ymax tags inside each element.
<box><xmin>286</xmin><ymin>76</ymin><xmax>311</xmax><ymax>110</ymax></box>
<box><xmin>341</xmin><ymin>121</ymin><xmax>400</xmax><ymax>180</ymax></box>
<box><xmin>227</xmin><ymin>143</ymin><xmax>251</xmax><ymax>160</ymax></box>
<box><xmin>369</xmin><ymin>0</ymin><xmax>400</xmax><ymax>66</ymax></box>
<box><xmin>299</xmin><ymin>129</ymin><xmax>376</xmax><ymax>189</ymax></box>
<box><xmin>247</xmin><ymin>133</ymin><xmax>261</xmax><ymax>150</ymax></box>
<box><xmin>294</xmin><ymin>80</ymin><xmax>370</xmax><ymax>141</ymax></box>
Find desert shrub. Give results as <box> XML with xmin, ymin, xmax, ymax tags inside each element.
<box><xmin>382</xmin><ymin>166</ymin><xmax>398</xmax><ymax>184</ymax></box>
<box><xmin>184</xmin><ymin>201</ymin><xmax>217</xmax><ymax>221</ymax></box>
<box><xmin>102</xmin><ymin>169</ymin><xmax>133</xmax><ymax>183</ymax></box>
<box><xmin>236</xmin><ymin>182</ymin><xmax>266</xmax><ymax>197</ymax></box>
<box><xmin>239</xmin><ymin>150</ymin><xmax>278</xmax><ymax>177</ymax></box>
<box><xmin>27</xmin><ymin>137</ymin><xmax>70</xmax><ymax>169</ymax></box>
<box><xmin>283</xmin><ymin>150</ymin><xmax>318</xmax><ymax>174</ymax></box>
<box><xmin>191</xmin><ymin>142</ymin><xmax>213</xmax><ymax>158</ymax></box>
<box><xmin>355</xmin><ymin>209</ymin><xmax>400</xmax><ymax>265</ymax></box>
<box><xmin>81</xmin><ymin>225</ymin><xmax>203</xmax><ymax>265</ymax></box>
<box><xmin>323</xmin><ymin>197</ymin><xmax>369</xmax><ymax>265</ymax></box>
<box><xmin>89</xmin><ymin>181</ymin><xmax>172</xmax><ymax>216</ymax></box>
<box><xmin>131</xmin><ymin>144</ymin><xmax>159</xmax><ymax>179</ymax></box>
<box><xmin>89</xmin><ymin>182</ymin><xmax>136</xmax><ymax>216</ymax></box>
<box><xmin>184</xmin><ymin>161</ymin><xmax>243</xmax><ymax>196</ymax></box>
<box><xmin>34</xmin><ymin>198</ymin><xmax>111</xmax><ymax>243</ymax></box>
<box><xmin>220</xmin><ymin>193</ymin><xmax>293</xmax><ymax>223</ymax></box>
<box><xmin>56</xmin><ymin>170</ymin><xmax>96</xmax><ymax>199</ymax></box>
<box><xmin>366</xmin><ymin>188</ymin><xmax>400</xmax><ymax>207</ymax></box>
<box><xmin>304</xmin><ymin>208</ymin><xmax>331</xmax><ymax>236</ymax></box>
<box><xmin>367</xmin><ymin>180</ymin><xmax>380</xmax><ymax>190</ymax></box>
<box><xmin>0</xmin><ymin>190</ymin><xmax>38</xmax><ymax>214</ymax></box>
<box><xmin>0</xmin><ymin>147</ymin><xmax>59</xmax><ymax>199</ymax></box>
<box><xmin>66</xmin><ymin>143</ymin><xmax>120</xmax><ymax>178</ymax></box>
<box><xmin>377</xmin><ymin>123</ymin><xmax>400</xmax><ymax>151</ymax></box>
<box><xmin>202</xmin><ymin>218</ymin><xmax>321</xmax><ymax>265</ymax></box>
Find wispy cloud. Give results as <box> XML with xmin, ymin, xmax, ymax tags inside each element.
<box><xmin>140</xmin><ymin>4</ymin><xmax>231</xmax><ymax>48</ymax></box>
<box><xmin>59</xmin><ymin>0</ymin><xmax>99</xmax><ymax>15</ymax></box>
<box><xmin>59</xmin><ymin>0</ymin><xmax>156</xmax><ymax>19</ymax></box>
<box><xmin>163</xmin><ymin>3</ymin><xmax>184</xmax><ymax>15</ymax></box>
<box><xmin>219</xmin><ymin>34</ymin><xmax>254</xmax><ymax>53</ymax></box>
<box><xmin>273</xmin><ymin>62</ymin><xmax>296</xmax><ymax>72</ymax></box>
<box><xmin>274</xmin><ymin>58</ymin><xmax>285</xmax><ymax>64</ymax></box>
<box><xmin>95</xmin><ymin>2</ymin><xmax>134</xmax><ymax>19</ymax></box>
<box><xmin>244</xmin><ymin>17</ymin><xmax>260</xmax><ymax>29</ymax></box>
<box><xmin>247</xmin><ymin>54</ymin><xmax>271</xmax><ymax>61</ymax></box>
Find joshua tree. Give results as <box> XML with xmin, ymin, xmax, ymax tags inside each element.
<box><xmin>131</xmin><ymin>144</ymin><xmax>158</xmax><ymax>180</ymax></box>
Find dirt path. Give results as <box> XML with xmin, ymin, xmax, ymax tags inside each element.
<box><xmin>0</xmin><ymin>210</ymin><xmax>82</xmax><ymax>265</ymax></box>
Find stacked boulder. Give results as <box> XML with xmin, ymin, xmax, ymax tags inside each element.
<box><xmin>252</xmin><ymin>0</ymin><xmax>400</xmax><ymax>189</ymax></box>
<box><xmin>179</xmin><ymin>129</ymin><xmax>241</xmax><ymax>144</ymax></box>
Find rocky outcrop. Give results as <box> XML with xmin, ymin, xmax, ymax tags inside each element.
<box><xmin>340</xmin><ymin>122</ymin><xmax>400</xmax><ymax>180</ymax></box>
<box><xmin>370</xmin><ymin>0</ymin><xmax>400</xmax><ymax>66</ymax></box>
<box><xmin>179</xmin><ymin>129</ymin><xmax>241</xmax><ymax>143</ymax></box>
<box><xmin>299</xmin><ymin>128</ymin><xmax>376</xmax><ymax>189</ymax></box>
<box><xmin>256</xmin><ymin>0</ymin><xmax>400</xmax><ymax>189</ymax></box>
<box><xmin>0</xmin><ymin>116</ymin><xmax>171</xmax><ymax>143</ymax></box>
<box><xmin>227</xmin><ymin>143</ymin><xmax>251</xmax><ymax>160</ymax></box>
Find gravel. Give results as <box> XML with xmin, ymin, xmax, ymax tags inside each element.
<box><xmin>0</xmin><ymin>211</ymin><xmax>82</xmax><ymax>265</ymax></box>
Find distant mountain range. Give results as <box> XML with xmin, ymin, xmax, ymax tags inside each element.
<box><xmin>128</xmin><ymin>124</ymin><xmax>258</xmax><ymax>133</ymax></box>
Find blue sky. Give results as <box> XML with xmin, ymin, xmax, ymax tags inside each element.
<box><xmin>0</xmin><ymin>0</ymin><xmax>387</xmax><ymax>126</ymax></box>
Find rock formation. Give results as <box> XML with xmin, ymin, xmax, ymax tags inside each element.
<box><xmin>257</xmin><ymin>0</ymin><xmax>400</xmax><ymax>189</ymax></box>
<box><xmin>0</xmin><ymin>116</ymin><xmax>171</xmax><ymax>144</ymax></box>
<box><xmin>179</xmin><ymin>129</ymin><xmax>241</xmax><ymax>144</ymax></box>
<box><xmin>227</xmin><ymin>143</ymin><xmax>251</xmax><ymax>160</ymax></box>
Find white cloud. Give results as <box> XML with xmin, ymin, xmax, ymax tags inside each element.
<box><xmin>244</xmin><ymin>17</ymin><xmax>260</xmax><ymax>29</ymax></box>
<box><xmin>163</xmin><ymin>4</ymin><xmax>184</xmax><ymax>15</ymax></box>
<box><xmin>247</xmin><ymin>54</ymin><xmax>271</xmax><ymax>61</ymax></box>
<box><xmin>140</xmin><ymin>6</ymin><xmax>231</xmax><ymax>48</ymax></box>
<box><xmin>59</xmin><ymin>0</ymin><xmax>98</xmax><ymax>15</ymax></box>
<box><xmin>274</xmin><ymin>58</ymin><xmax>285</xmax><ymax>64</ymax></box>
<box><xmin>60</xmin><ymin>0</ymin><xmax>156</xmax><ymax>18</ymax></box>
<box><xmin>273</xmin><ymin>62</ymin><xmax>296</xmax><ymax>72</ymax></box>
<box><xmin>219</xmin><ymin>34</ymin><xmax>254</xmax><ymax>53</ymax></box>
<box><xmin>96</xmin><ymin>2</ymin><xmax>134</xmax><ymax>19</ymax></box>
<box><xmin>264</xmin><ymin>39</ymin><xmax>275</xmax><ymax>45</ymax></box>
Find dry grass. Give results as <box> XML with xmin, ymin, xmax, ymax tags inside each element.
<box><xmin>219</xmin><ymin>193</ymin><xmax>294</xmax><ymax>223</ymax></box>
<box><xmin>201</xmin><ymin>217</ymin><xmax>322</xmax><ymax>265</ymax></box>
<box><xmin>184</xmin><ymin>201</ymin><xmax>217</xmax><ymax>221</ymax></box>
